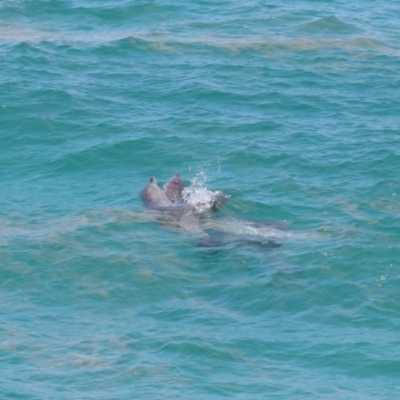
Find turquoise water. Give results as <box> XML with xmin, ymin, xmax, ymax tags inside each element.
<box><xmin>1</xmin><ymin>1</ymin><xmax>400</xmax><ymax>398</ymax></box>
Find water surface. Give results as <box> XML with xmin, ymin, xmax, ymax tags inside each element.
<box><xmin>1</xmin><ymin>1</ymin><xmax>400</xmax><ymax>398</ymax></box>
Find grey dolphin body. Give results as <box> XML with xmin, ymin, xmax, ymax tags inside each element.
<box><xmin>199</xmin><ymin>217</ymin><xmax>328</xmax><ymax>248</ymax></box>
<box><xmin>141</xmin><ymin>178</ymin><xmax>284</xmax><ymax>245</ymax></box>
<box><xmin>163</xmin><ymin>173</ymin><xmax>184</xmax><ymax>203</ymax></box>
<box><xmin>141</xmin><ymin>177</ymin><xmax>174</xmax><ymax>209</ymax></box>
<box><xmin>141</xmin><ymin>176</ymin><xmax>323</xmax><ymax>248</ymax></box>
<box><xmin>210</xmin><ymin>191</ymin><xmax>230</xmax><ymax>211</ymax></box>
<box><xmin>141</xmin><ymin>177</ymin><xmax>205</xmax><ymax>237</ymax></box>
<box><xmin>196</xmin><ymin>217</ymin><xmax>287</xmax><ymax>248</ymax></box>
<box><xmin>163</xmin><ymin>172</ymin><xmax>229</xmax><ymax>211</ymax></box>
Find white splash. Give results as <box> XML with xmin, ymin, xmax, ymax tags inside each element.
<box><xmin>182</xmin><ymin>171</ymin><xmax>229</xmax><ymax>213</ymax></box>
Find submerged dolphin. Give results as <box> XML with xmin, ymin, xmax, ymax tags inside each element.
<box><xmin>196</xmin><ymin>217</ymin><xmax>288</xmax><ymax>248</ymax></box>
<box><xmin>140</xmin><ymin>176</ymin><xmax>329</xmax><ymax>249</ymax></box>
<box><xmin>140</xmin><ymin>176</ymin><xmax>289</xmax><ymax>247</ymax></box>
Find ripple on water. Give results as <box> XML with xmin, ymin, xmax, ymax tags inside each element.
<box><xmin>1</xmin><ymin>0</ymin><xmax>400</xmax><ymax>398</ymax></box>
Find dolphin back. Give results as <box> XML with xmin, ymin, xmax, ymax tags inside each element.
<box><xmin>163</xmin><ymin>173</ymin><xmax>184</xmax><ymax>202</ymax></box>
<box><xmin>141</xmin><ymin>177</ymin><xmax>174</xmax><ymax>209</ymax></box>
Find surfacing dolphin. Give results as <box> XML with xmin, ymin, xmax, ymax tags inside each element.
<box><xmin>141</xmin><ymin>176</ymin><xmax>205</xmax><ymax>236</ymax></box>
<box><xmin>140</xmin><ymin>174</ymin><xmax>327</xmax><ymax>248</ymax></box>
<box><xmin>140</xmin><ymin>175</ymin><xmax>279</xmax><ymax>246</ymax></box>
<box><xmin>141</xmin><ymin>177</ymin><xmax>174</xmax><ymax>209</ymax></box>
<box><xmin>163</xmin><ymin>173</ymin><xmax>184</xmax><ymax>204</ymax></box>
<box><xmin>163</xmin><ymin>173</ymin><xmax>229</xmax><ymax>211</ymax></box>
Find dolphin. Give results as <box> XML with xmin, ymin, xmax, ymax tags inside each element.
<box><xmin>140</xmin><ymin>176</ymin><xmax>325</xmax><ymax>248</ymax></box>
<box><xmin>199</xmin><ymin>217</ymin><xmax>328</xmax><ymax>248</ymax></box>
<box><xmin>141</xmin><ymin>177</ymin><xmax>174</xmax><ymax>209</ymax></box>
<box><xmin>210</xmin><ymin>191</ymin><xmax>230</xmax><ymax>211</ymax></box>
<box><xmin>197</xmin><ymin>217</ymin><xmax>287</xmax><ymax>248</ymax></box>
<box><xmin>163</xmin><ymin>173</ymin><xmax>229</xmax><ymax>211</ymax></box>
<box><xmin>163</xmin><ymin>173</ymin><xmax>184</xmax><ymax>203</ymax></box>
<box><xmin>141</xmin><ymin>177</ymin><xmax>205</xmax><ymax>237</ymax></box>
<box><xmin>140</xmin><ymin>177</ymin><xmax>280</xmax><ymax>245</ymax></box>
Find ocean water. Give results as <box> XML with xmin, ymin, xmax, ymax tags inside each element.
<box><xmin>1</xmin><ymin>1</ymin><xmax>400</xmax><ymax>398</ymax></box>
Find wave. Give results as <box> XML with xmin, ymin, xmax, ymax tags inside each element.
<box><xmin>296</xmin><ymin>15</ymin><xmax>361</xmax><ymax>35</ymax></box>
<box><xmin>1</xmin><ymin>23</ymin><xmax>398</xmax><ymax>58</ymax></box>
